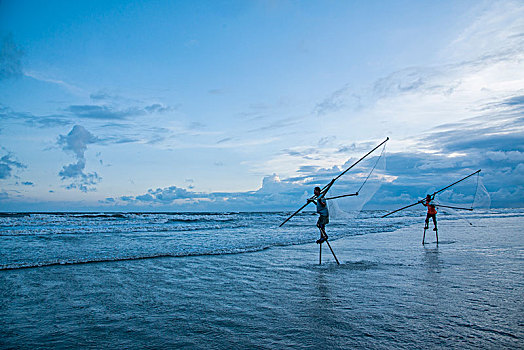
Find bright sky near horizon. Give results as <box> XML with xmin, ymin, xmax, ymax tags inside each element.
<box><xmin>0</xmin><ymin>0</ymin><xmax>523</xmax><ymax>211</ymax></box>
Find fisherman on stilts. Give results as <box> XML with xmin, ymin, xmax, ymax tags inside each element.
<box><xmin>422</xmin><ymin>194</ymin><xmax>438</xmax><ymax>232</ymax></box>
<box><xmin>382</xmin><ymin>169</ymin><xmax>483</xmax><ymax>245</ymax></box>
<box><xmin>280</xmin><ymin>137</ymin><xmax>389</xmax><ymax>264</ymax></box>
<box><xmin>308</xmin><ymin>186</ymin><xmax>329</xmax><ymax>244</ymax></box>
<box><xmin>421</xmin><ymin>194</ymin><xmax>438</xmax><ymax>244</ymax></box>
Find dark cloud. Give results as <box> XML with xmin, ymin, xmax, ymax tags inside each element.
<box><xmin>26</xmin><ymin>115</ymin><xmax>73</xmax><ymax>128</ymax></box>
<box><xmin>58</xmin><ymin>125</ymin><xmax>99</xmax><ymax>159</ymax></box>
<box><xmin>435</xmin><ymin>131</ymin><xmax>524</xmax><ymax>153</ymax></box>
<box><xmin>0</xmin><ymin>34</ymin><xmax>23</xmax><ymax>80</ymax></box>
<box><xmin>0</xmin><ymin>152</ymin><xmax>26</xmax><ymax>179</ymax></box>
<box><xmin>495</xmin><ymin>95</ymin><xmax>524</xmax><ymax>114</ymax></box>
<box><xmin>59</xmin><ymin>160</ymin><xmax>101</xmax><ymax>192</ymax></box>
<box><xmin>66</xmin><ymin>105</ymin><xmax>138</xmax><ymax>120</ymax></box>
<box><xmin>0</xmin><ymin>104</ymin><xmax>72</xmax><ymax>128</ymax></box>
<box><xmin>135</xmin><ymin>193</ymin><xmax>154</xmax><ymax>202</ymax></box>
<box><xmin>66</xmin><ymin>103</ymin><xmax>172</xmax><ymax>120</ymax></box>
<box><xmin>89</xmin><ymin>91</ymin><xmax>112</xmax><ymax>101</ymax></box>
<box><xmin>59</xmin><ymin>159</ymin><xmax>87</xmax><ymax>178</ymax></box>
<box><xmin>57</xmin><ymin>125</ymin><xmax>101</xmax><ymax>192</ymax></box>
<box><xmin>501</xmin><ymin>95</ymin><xmax>524</xmax><ymax>107</ymax></box>
<box><xmin>144</xmin><ymin>103</ymin><xmax>172</xmax><ymax>113</ymax></box>
<box><xmin>150</xmin><ymin>186</ymin><xmax>197</xmax><ymax>202</ymax></box>
<box><xmin>421</xmin><ymin>104</ymin><xmax>524</xmax><ymax>154</ymax></box>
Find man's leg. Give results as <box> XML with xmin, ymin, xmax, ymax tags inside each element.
<box><xmin>432</xmin><ymin>215</ymin><xmax>437</xmax><ymax>231</ymax></box>
<box><xmin>316</xmin><ymin>225</ymin><xmax>327</xmax><ymax>243</ymax></box>
<box><xmin>425</xmin><ymin>214</ymin><xmax>430</xmax><ymax>229</ymax></box>
<box><xmin>316</xmin><ymin>216</ymin><xmax>328</xmax><ymax>243</ymax></box>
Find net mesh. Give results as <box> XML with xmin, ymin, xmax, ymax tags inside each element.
<box><xmin>472</xmin><ymin>176</ymin><xmax>491</xmax><ymax>209</ymax></box>
<box><xmin>328</xmin><ymin>145</ymin><xmax>387</xmax><ymax>221</ymax></box>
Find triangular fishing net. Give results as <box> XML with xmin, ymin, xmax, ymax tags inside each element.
<box><xmin>432</xmin><ymin>171</ymin><xmax>491</xmax><ymax>210</ymax></box>
<box><xmin>472</xmin><ymin>176</ymin><xmax>491</xmax><ymax>209</ymax></box>
<box><xmin>328</xmin><ymin>144</ymin><xmax>387</xmax><ymax>221</ymax></box>
<box><xmin>425</xmin><ymin>172</ymin><xmax>490</xmax><ymax>225</ymax></box>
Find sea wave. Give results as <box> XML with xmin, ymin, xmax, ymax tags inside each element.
<box><xmin>0</xmin><ymin>222</ymin><xmax>251</xmax><ymax>236</ymax></box>
<box><xmin>0</xmin><ymin>213</ymin><xmax>31</xmax><ymax>218</ymax></box>
<box><xmin>0</xmin><ymin>246</ymin><xmax>274</xmax><ymax>271</ymax></box>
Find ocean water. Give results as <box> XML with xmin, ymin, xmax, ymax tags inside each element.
<box><xmin>0</xmin><ymin>209</ymin><xmax>522</xmax><ymax>348</ymax></box>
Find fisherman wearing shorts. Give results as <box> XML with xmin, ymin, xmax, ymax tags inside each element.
<box><xmin>309</xmin><ymin>186</ymin><xmax>329</xmax><ymax>244</ymax></box>
<box><xmin>422</xmin><ymin>194</ymin><xmax>438</xmax><ymax>231</ymax></box>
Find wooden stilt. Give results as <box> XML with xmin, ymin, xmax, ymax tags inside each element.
<box><xmin>319</xmin><ymin>242</ymin><xmax>322</xmax><ymax>265</ymax></box>
<box><xmin>319</xmin><ymin>227</ymin><xmax>340</xmax><ymax>265</ymax></box>
<box><xmin>422</xmin><ymin>227</ymin><xmax>426</xmax><ymax>245</ymax></box>
<box><xmin>435</xmin><ymin>229</ymin><xmax>439</xmax><ymax>245</ymax></box>
<box><xmin>324</xmin><ymin>240</ymin><xmax>340</xmax><ymax>265</ymax></box>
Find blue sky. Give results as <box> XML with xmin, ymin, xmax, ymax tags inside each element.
<box><xmin>0</xmin><ymin>0</ymin><xmax>523</xmax><ymax>211</ymax></box>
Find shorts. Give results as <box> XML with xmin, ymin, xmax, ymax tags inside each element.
<box><xmin>317</xmin><ymin>215</ymin><xmax>329</xmax><ymax>228</ymax></box>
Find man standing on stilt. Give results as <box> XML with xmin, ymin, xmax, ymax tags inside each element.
<box><xmin>309</xmin><ymin>186</ymin><xmax>329</xmax><ymax>244</ymax></box>
<box><xmin>422</xmin><ymin>194</ymin><xmax>438</xmax><ymax>231</ymax></box>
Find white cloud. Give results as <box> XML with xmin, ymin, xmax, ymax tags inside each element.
<box><xmin>443</xmin><ymin>0</ymin><xmax>524</xmax><ymax>62</ymax></box>
<box><xmin>23</xmin><ymin>71</ymin><xmax>85</xmax><ymax>95</ymax></box>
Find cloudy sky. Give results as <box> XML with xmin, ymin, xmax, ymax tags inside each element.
<box><xmin>0</xmin><ymin>0</ymin><xmax>523</xmax><ymax>211</ymax></box>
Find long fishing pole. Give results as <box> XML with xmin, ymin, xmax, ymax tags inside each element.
<box><xmin>279</xmin><ymin>137</ymin><xmax>389</xmax><ymax>227</ymax></box>
<box><xmin>380</xmin><ymin>201</ymin><xmax>421</xmax><ymax>218</ymax></box>
<box><xmin>325</xmin><ymin>192</ymin><xmax>358</xmax><ymax>200</ymax></box>
<box><xmin>381</xmin><ymin>169</ymin><xmax>482</xmax><ymax>218</ymax></box>
<box><xmin>434</xmin><ymin>204</ymin><xmax>473</xmax><ymax>211</ymax></box>
<box><xmin>431</xmin><ymin>169</ymin><xmax>481</xmax><ymax>197</ymax></box>
<box><xmin>331</xmin><ymin>137</ymin><xmax>389</xmax><ymax>184</ymax></box>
